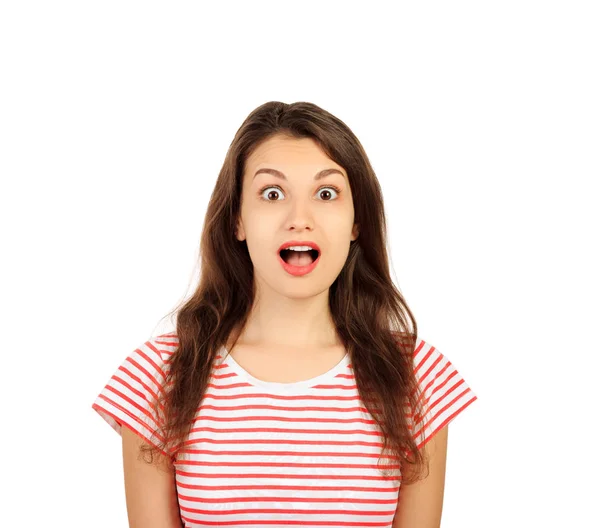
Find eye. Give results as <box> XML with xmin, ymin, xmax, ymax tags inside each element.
<box><xmin>258</xmin><ymin>185</ymin><xmax>342</xmax><ymax>203</ymax></box>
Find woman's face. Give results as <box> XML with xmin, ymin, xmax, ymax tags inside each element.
<box><xmin>236</xmin><ymin>134</ymin><xmax>359</xmax><ymax>298</ymax></box>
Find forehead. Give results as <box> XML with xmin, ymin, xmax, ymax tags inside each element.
<box><xmin>245</xmin><ymin>135</ymin><xmax>345</xmax><ymax>174</ymax></box>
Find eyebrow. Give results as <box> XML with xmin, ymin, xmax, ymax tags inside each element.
<box><xmin>253</xmin><ymin>167</ymin><xmax>346</xmax><ymax>181</ymax></box>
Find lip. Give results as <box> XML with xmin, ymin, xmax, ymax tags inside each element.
<box><xmin>278</xmin><ymin>251</ymin><xmax>321</xmax><ymax>276</ymax></box>
<box><xmin>277</xmin><ymin>240</ymin><xmax>321</xmax><ymax>253</ymax></box>
<box><xmin>277</xmin><ymin>240</ymin><xmax>321</xmax><ymax>277</ymax></box>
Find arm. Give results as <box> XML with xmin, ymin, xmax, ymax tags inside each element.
<box><xmin>392</xmin><ymin>424</ymin><xmax>449</xmax><ymax>528</ymax></box>
<box><xmin>121</xmin><ymin>426</ymin><xmax>184</xmax><ymax>528</ymax></box>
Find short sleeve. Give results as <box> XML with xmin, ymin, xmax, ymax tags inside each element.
<box><xmin>91</xmin><ymin>334</ymin><xmax>175</xmax><ymax>457</ymax></box>
<box><xmin>410</xmin><ymin>339</ymin><xmax>478</xmax><ymax>450</ymax></box>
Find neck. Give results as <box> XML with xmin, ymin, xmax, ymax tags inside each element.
<box><xmin>231</xmin><ymin>290</ymin><xmax>341</xmax><ymax>350</ymax></box>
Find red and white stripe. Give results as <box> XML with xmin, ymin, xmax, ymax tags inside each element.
<box><xmin>93</xmin><ymin>333</ymin><xmax>477</xmax><ymax>527</ymax></box>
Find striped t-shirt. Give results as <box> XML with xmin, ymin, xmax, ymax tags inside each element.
<box><xmin>92</xmin><ymin>332</ymin><xmax>477</xmax><ymax>527</ymax></box>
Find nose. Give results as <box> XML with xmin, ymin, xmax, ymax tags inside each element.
<box><xmin>285</xmin><ymin>199</ymin><xmax>314</xmax><ymax>231</ymax></box>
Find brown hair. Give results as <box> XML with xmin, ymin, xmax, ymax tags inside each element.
<box><xmin>142</xmin><ymin>101</ymin><xmax>430</xmax><ymax>483</ymax></box>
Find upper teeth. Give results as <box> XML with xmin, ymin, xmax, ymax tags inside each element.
<box><xmin>284</xmin><ymin>245</ymin><xmax>313</xmax><ymax>251</ymax></box>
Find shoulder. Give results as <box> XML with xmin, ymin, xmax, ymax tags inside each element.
<box><xmin>150</xmin><ymin>332</ymin><xmax>180</xmax><ymax>364</ymax></box>
<box><xmin>390</xmin><ymin>331</ymin><xmax>436</xmax><ymax>358</ymax></box>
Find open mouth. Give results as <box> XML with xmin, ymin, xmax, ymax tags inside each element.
<box><xmin>279</xmin><ymin>248</ymin><xmax>320</xmax><ymax>265</ymax></box>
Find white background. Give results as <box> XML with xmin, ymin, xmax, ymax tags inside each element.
<box><xmin>1</xmin><ymin>1</ymin><xmax>598</xmax><ymax>526</ymax></box>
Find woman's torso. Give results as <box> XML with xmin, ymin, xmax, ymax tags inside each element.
<box><xmin>171</xmin><ymin>339</ymin><xmax>402</xmax><ymax>527</ymax></box>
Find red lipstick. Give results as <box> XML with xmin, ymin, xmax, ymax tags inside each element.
<box><xmin>277</xmin><ymin>240</ymin><xmax>321</xmax><ymax>277</ymax></box>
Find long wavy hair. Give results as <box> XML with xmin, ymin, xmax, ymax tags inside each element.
<box><xmin>142</xmin><ymin>101</ymin><xmax>430</xmax><ymax>484</ymax></box>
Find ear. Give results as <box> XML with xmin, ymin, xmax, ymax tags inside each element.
<box><xmin>351</xmin><ymin>223</ymin><xmax>359</xmax><ymax>241</ymax></box>
<box><xmin>235</xmin><ymin>219</ymin><xmax>246</xmax><ymax>242</ymax></box>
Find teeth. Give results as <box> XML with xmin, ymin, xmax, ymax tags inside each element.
<box><xmin>283</xmin><ymin>245</ymin><xmax>313</xmax><ymax>251</ymax></box>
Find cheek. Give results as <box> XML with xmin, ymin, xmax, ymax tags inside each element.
<box><xmin>243</xmin><ymin>220</ymin><xmax>276</xmax><ymax>259</ymax></box>
<box><xmin>325</xmin><ymin>214</ymin><xmax>355</xmax><ymax>234</ymax></box>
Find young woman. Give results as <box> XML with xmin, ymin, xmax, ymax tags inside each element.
<box><xmin>92</xmin><ymin>101</ymin><xmax>478</xmax><ymax>528</ymax></box>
